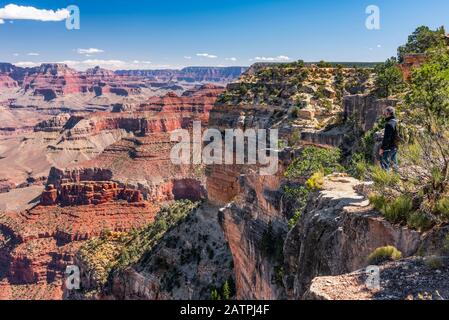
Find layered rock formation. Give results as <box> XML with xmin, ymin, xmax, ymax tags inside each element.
<box><xmin>69</xmin><ymin>202</ymin><xmax>234</xmax><ymax>300</ymax></box>
<box><xmin>115</xmin><ymin>66</ymin><xmax>247</xmax><ymax>83</ymax></box>
<box><xmin>204</xmin><ymin>64</ymin><xmax>378</xmax><ymax>299</ymax></box>
<box><xmin>45</xmin><ymin>84</ymin><xmax>224</xmax><ymax>204</ymax></box>
<box><xmin>203</xmin><ymin>62</ymin><xmax>447</xmax><ymax>301</ymax></box>
<box><xmin>22</xmin><ymin>64</ymin><xmax>144</xmax><ymax>101</ymax></box>
<box><xmin>0</xmin><ymin>197</ymin><xmax>157</xmax><ymax>299</ymax></box>
<box><xmin>0</xmin><ymin>75</ymin><xmax>18</xmax><ymax>89</ymax></box>
<box><xmin>41</xmin><ymin>182</ymin><xmax>143</xmax><ymax>206</ymax></box>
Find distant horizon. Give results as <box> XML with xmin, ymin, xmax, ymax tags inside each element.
<box><xmin>0</xmin><ymin>61</ymin><xmax>383</xmax><ymax>72</ymax></box>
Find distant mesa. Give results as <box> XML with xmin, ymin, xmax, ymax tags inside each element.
<box><xmin>0</xmin><ymin>63</ymin><xmax>246</xmax><ymax>101</ymax></box>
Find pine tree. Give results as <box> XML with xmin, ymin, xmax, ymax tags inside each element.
<box><xmin>222</xmin><ymin>281</ymin><xmax>231</xmax><ymax>300</ymax></box>
<box><xmin>211</xmin><ymin>288</ymin><xmax>221</xmax><ymax>300</ymax></box>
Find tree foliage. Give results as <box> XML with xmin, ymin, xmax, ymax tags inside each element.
<box><xmin>374</xmin><ymin>57</ymin><xmax>406</xmax><ymax>98</ymax></box>
<box><xmin>397</xmin><ymin>25</ymin><xmax>447</xmax><ymax>62</ymax></box>
<box><xmin>284</xmin><ymin>146</ymin><xmax>342</xmax><ymax>179</ymax></box>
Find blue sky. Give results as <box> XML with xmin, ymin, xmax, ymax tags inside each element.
<box><xmin>0</xmin><ymin>0</ymin><xmax>448</xmax><ymax>70</ymax></box>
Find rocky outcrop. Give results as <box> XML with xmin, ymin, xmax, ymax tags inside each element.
<box><xmin>34</xmin><ymin>113</ymin><xmax>71</xmax><ymax>132</ymax></box>
<box><xmin>205</xmin><ymin>64</ymin><xmax>377</xmax><ymax>299</ymax></box>
<box><xmin>218</xmin><ymin>171</ymin><xmax>288</xmax><ymax>299</ymax></box>
<box><xmin>23</xmin><ymin>64</ymin><xmax>89</xmax><ymax>100</ymax></box>
<box><xmin>399</xmin><ymin>54</ymin><xmax>428</xmax><ymax>81</ymax></box>
<box><xmin>283</xmin><ymin>175</ymin><xmax>421</xmax><ymax>299</ymax></box>
<box><xmin>305</xmin><ymin>257</ymin><xmax>449</xmax><ymax>300</ymax></box>
<box><xmin>343</xmin><ymin>94</ymin><xmax>398</xmax><ymax>132</ymax></box>
<box><xmin>71</xmin><ymin>203</ymin><xmax>233</xmax><ymax>300</ymax></box>
<box><xmin>0</xmin><ymin>75</ymin><xmax>18</xmax><ymax>89</ymax></box>
<box><xmin>0</xmin><ymin>197</ymin><xmax>158</xmax><ymax>299</ymax></box>
<box><xmin>41</xmin><ymin>182</ymin><xmax>143</xmax><ymax>206</ymax></box>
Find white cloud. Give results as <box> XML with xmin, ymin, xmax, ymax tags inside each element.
<box><xmin>132</xmin><ymin>60</ymin><xmax>152</xmax><ymax>65</ymax></box>
<box><xmin>14</xmin><ymin>61</ymin><xmax>41</xmax><ymax>68</ymax></box>
<box><xmin>77</xmin><ymin>48</ymin><xmax>105</xmax><ymax>56</ymax></box>
<box><xmin>0</xmin><ymin>19</ymin><xmax>4</xmax><ymax>24</ymax></box>
<box><xmin>0</xmin><ymin>4</ymin><xmax>69</xmax><ymax>23</ymax></box>
<box><xmin>225</xmin><ymin>57</ymin><xmax>237</xmax><ymax>62</ymax></box>
<box><xmin>27</xmin><ymin>52</ymin><xmax>39</xmax><ymax>56</ymax></box>
<box><xmin>184</xmin><ymin>56</ymin><xmax>192</xmax><ymax>60</ymax></box>
<box><xmin>196</xmin><ymin>53</ymin><xmax>218</xmax><ymax>59</ymax></box>
<box><xmin>252</xmin><ymin>55</ymin><xmax>290</xmax><ymax>62</ymax></box>
<box><xmin>13</xmin><ymin>53</ymin><xmax>19</xmax><ymax>57</ymax></box>
<box><xmin>377</xmin><ymin>44</ymin><xmax>382</xmax><ymax>48</ymax></box>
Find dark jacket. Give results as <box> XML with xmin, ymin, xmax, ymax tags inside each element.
<box><xmin>381</xmin><ymin>116</ymin><xmax>398</xmax><ymax>150</ymax></box>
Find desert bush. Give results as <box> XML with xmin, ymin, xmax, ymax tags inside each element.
<box><xmin>367</xmin><ymin>246</ymin><xmax>402</xmax><ymax>265</ymax></box>
<box><xmin>371</xmin><ymin>165</ymin><xmax>401</xmax><ymax>189</ymax></box>
<box><xmin>444</xmin><ymin>234</ymin><xmax>449</xmax><ymax>252</ymax></box>
<box><xmin>407</xmin><ymin>211</ymin><xmax>434</xmax><ymax>231</ymax></box>
<box><xmin>399</xmin><ymin>142</ymin><xmax>423</xmax><ymax>166</ymax></box>
<box><xmin>370</xmin><ymin>194</ymin><xmax>413</xmax><ymax>224</ymax></box>
<box><xmin>211</xmin><ymin>288</ymin><xmax>221</xmax><ymax>300</ymax></box>
<box><xmin>384</xmin><ymin>195</ymin><xmax>414</xmax><ymax>224</ymax></box>
<box><xmin>348</xmin><ymin>153</ymin><xmax>370</xmax><ymax>180</ymax></box>
<box><xmin>369</xmin><ymin>194</ymin><xmax>387</xmax><ymax>211</ymax></box>
<box><xmin>306</xmin><ymin>171</ymin><xmax>325</xmax><ymax>191</ymax></box>
<box><xmin>285</xmin><ymin>146</ymin><xmax>342</xmax><ymax>179</ymax></box>
<box><xmin>291</xmin><ymin>106</ymin><xmax>300</xmax><ymax>118</ymax></box>
<box><xmin>283</xmin><ymin>185</ymin><xmax>309</xmax><ymax>229</ymax></box>
<box><xmin>435</xmin><ymin>197</ymin><xmax>449</xmax><ymax>219</ymax></box>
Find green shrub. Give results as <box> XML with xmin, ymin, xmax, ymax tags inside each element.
<box><xmin>367</xmin><ymin>246</ymin><xmax>402</xmax><ymax>265</ymax></box>
<box><xmin>407</xmin><ymin>211</ymin><xmax>434</xmax><ymax>231</ymax></box>
<box><xmin>211</xmin><ymin>288</ymin><xmax>221</xmax><ymax>300</ymax></box>
<box><xmin>371</xmin><ymin>165</ymin><xmax>401</xmax><ymax>189</ymax></box>
<box><xmin>291</xmin><ymin>106</ymin><xmax>300</xmax><ymax>118</ymax></box>
<box><xmin>384</xmin><ymin>195</ymin><xmax>414</xmax><ymax>224</ymax></box>
<box><xmin>284</xmin><ymin>185</ymin><xmax>309</xmax><ymax>229</ymax></box>
<box><xmin>370</xmin><ymin>194</ymin><xmax>413</xmax><ymax>224</ymax></box>
<box><xmin>400</xmin><ymin>142</ymin><xmax>423</xmax><ymax>166</ymax></box>
<box><xmin>369</xmin><ymin>194</ymin><xmax>387</xmax><ymax>211</ymax></box>
<box><xmin>222</xmin><ymin>281</ymin><xmax>231</xmax><ymax>300</ymax></box>
<box><xmin>273</xmin><ymin>265</ymin><xmax>284</xmax><ymax>286</ymax></box>
<box><xmin>306</xmin><ymin>171</ymin><xmax>325</xmax><ymax>191</ymax></box>
<box><xmin>288</xmin><ymin>130</ymin><xmax>301</xmax><ymax>147</ymax></box>
<box><xmin>288</xmin><ymin>210</ymin><xmax>302</xmax><ymax>230</ymax></box>
<box><xmin>436</xmin><ymin>198</ymin><xmax>449</xmax><ymax>219</ymax></box>
<box><xmin>285</xmin><ymin>146</ymin><xmax>342</xmax><ymax>179</ymax></box>
<box><xmin>374</xmin><ymin>57</ymin><xmax>405</xmax><ymax>98</ymax></box>
<box><xmin>348</xmin><ymin>153</ymin><xmax>370</xmax><ymax>180</ymax></box>
<box><xmin>317</xmin><ymin>60</ymin><xmax>332</xmax><ymax>68</ymax></box>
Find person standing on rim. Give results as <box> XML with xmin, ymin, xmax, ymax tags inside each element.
<box><xmin>379</xmin><ymin>106</ymin><xmax>399</xmax><ymax>172</ymax></box>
